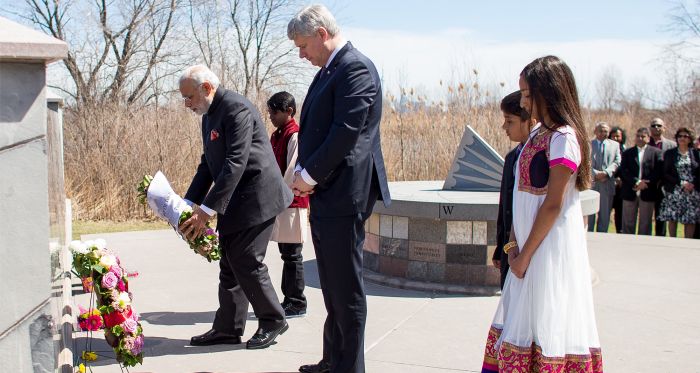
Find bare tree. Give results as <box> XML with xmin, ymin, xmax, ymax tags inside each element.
<box><xmin>596</xmin><ymin>65</ymin><xmax>622</xmax><ymax>112</ymax></box>
<box><xmin>21</xmin><ymin>0</ymin><xmax>186</xmax><ymax>106</ymax></box>
<box><xmin>665</xmin><ymin>0</ymin><xmax>700</xmax><ymax>66</ymax></box>
<box><xmin>188</xmin><ymin>0</ymin><xmax>308</xmax><ymax>100</ymax></box>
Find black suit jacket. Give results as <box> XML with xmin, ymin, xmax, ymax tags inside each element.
<box><xmin>185</xmin><ymin>88</ymin><xmax>293</xmax><ymax>235</ymax></box>
<box><xmin>298</xmin><ymin>42</ymin><xmax>390</xmax><ymax>216</ymax></box>
<box><xmin>619</xmin><ymin>145</ymin><xmax>663</xmax><ymax>202</ymax></box>
<box><xmin>662</xmin><ymin>147</ymin><xmax>700</xmax><ymax>193</ymax></box>
<box><xmin>493</xmin><ymin>146</ymin><xmax>520</xmax><ymax>265</ymax></box>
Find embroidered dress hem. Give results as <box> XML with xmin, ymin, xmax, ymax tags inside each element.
<box><xmin>482</xmin><ymin>326</ymin><xmax>603</xmax><ymax>373</ymax></box>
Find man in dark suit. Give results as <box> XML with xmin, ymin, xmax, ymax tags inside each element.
<box><xmin>287</xmin><ymin>5</ymin><xmax>390</xmax><ymax>373</ymax></box>
<box><xmin>619</xmin><ymin>127</ymin><xmax>663</xmax><ymax>235</ymax></box>
<box><xmin>178</xmin><ymin>65</ymin><xmax>292</xmax><ymax>350</ymax></box>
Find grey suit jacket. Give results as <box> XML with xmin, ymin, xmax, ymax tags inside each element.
<box><xmin>590</xmin><ymin>138</ymin><xmax>621</xmax><ymax>194</ymax></box>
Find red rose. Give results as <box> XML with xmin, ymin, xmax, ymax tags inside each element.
<box><xmin>103</xmin><ymin>307</ymin><xmax>133</xmax><ymax>328</ymax></box>
<box><xmin>210</xmin><ymin>129</ymin><xmax>219</xmax><ymax>141</ymax></box>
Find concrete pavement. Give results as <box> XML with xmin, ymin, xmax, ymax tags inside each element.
<box><xmin>74</xmin><ymin>230</ymin><xmax>700</xmax><ymax>372</ymax></box>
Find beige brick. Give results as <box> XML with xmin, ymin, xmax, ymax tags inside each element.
<box><xmin>473</xmin><ymin>221</ymin><xmax>488</xmax><ymax>245</ymax></box>
<box><xmin>380</xmin><ymin>214</ymin><xmax>393</xmax><ymax>237</ymax></box>
<box><xmin>446</xmin><ymin>221</ymin><xmax>472</xmax><ymax>244</ymax></box>
<box><xmin>369</xmin><ymin>214</ymin><xmax>380</xmax><ymax>235</ymax></box>
<box><xmin>392</xmin><ymin>216</ymin><xmax>408</xmax><ymax>239</ymax></box>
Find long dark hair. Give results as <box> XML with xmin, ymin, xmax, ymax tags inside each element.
<box><xmin>521</xmin><ymin>55</ymin><xmax>591</xmax><ymax>191</ymax></box>
<box><xmin>609</xmin><ymin>126</ymin><xmax>626</xmax><ymax>149</ymax></box>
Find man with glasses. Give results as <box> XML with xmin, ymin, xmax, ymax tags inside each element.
<box><xmin>179</xmin><ymin>65</ymin><xmax>292</xmax><ymax>350</ymax></box>
<box><xmin>648</xmin><ymin>118</ymin><xmax>677</xmax><ymax>236</ymax></box>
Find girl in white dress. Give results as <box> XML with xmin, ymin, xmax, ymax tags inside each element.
<box><xmin>481</xmin><ymin>55</ymin><xmax>603</xmax><ymax>373</ymax></box>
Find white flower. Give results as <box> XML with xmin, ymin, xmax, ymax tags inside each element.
<box><xmin>69</xmin><ymin>240</ymin><xmax>89</xmax><ymax>254</ymax></box>
<box><xmin>99</xmin><ymin>255</ymin><xmax>117</xmax><ymax>269</ymax></box>
<box><xmin>93</xmin><ymin>239</ymin><xmax>107</xmax><ymax>250</ymax></box>
<box><xmin>117</xmin><ymin>292</ymin><xmax>131</xmax><ymax>308</ymax></box>
<box><xmin>83</xmin><ymin>240</ymin><xmax>95</xmax><ymax>248</ymax></box>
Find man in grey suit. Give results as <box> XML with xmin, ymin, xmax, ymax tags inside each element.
<box><xmin>287</xmin><ymin>5</ymin><xmax>390</xmax><ymax>373</ymax></box>
<box><xmin>588</xmin><ymin>122</ymin><xmax>621</xmax><ymax>232</ymax></box>
<box><xmin>648</xmin><ymin>117</ymin><xmax>677</xmax><ymax>236</ymax></box>
<box><xmin>178</xmin><ymin>65</ymin><xmax>292</xmax><ymax>350</ymax></box>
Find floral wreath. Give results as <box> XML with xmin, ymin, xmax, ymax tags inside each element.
<box><xmin>70</xmin><ymin>239</ymin><xmax>144</xmax><ymax>371</ymax></box>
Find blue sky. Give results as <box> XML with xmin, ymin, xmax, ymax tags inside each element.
<box><xmin>334</xmin><ymin>0</ymin><xmax>671</xmax><ymax>41</ymax></box>
<box><xmin>322</xmin><ymin>0</ymin><xmax>686</xmax><ymax>106</ymax></box>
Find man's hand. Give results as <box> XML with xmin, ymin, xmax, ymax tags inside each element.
<box><xmin>292</xmin><ymin>171</ymin><xmax>314</xmax><ymax>197</ymax></box>
<box><xmin>594</xmin><ymin>171</ymin><xmax>608</xmax><ymax>182</ymax></box>
<box><xmin>684</xmin><ymin>181</ymin><xmax>695</xmax><ymax>193</ymax></box>
<box><xmin>634</xmin><ymin>180</ymin><xmax>649</xmax><ymax>191</ymax></box>
<box><xmin>492</xmin><ymin>259</ymin><xmax>501</xmax><ymax>269</ymax></box>
<box><xmin>179</xmin><ymin>207</ymin><xmax>211</xmax><ymax>241</ymax></box>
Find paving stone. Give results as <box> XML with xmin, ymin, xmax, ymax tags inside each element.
<box><xmin>408</xmin><ymin>241</ymin><xmax>446</xmax><ymax>263</ymax></box>
<box><xmin>379</xmin><ymin>237</ymin><xmax>408</xmax><ymax>259</ymax></box>
<box><xmin>408</xmin><ymin>217</ymin><xmax>446</xmax><ymax>243</ymax></box>
<box><xmin>446</xmin><ymin>220</ymin><xmax>472</xmax><ymax>244</ymax></box>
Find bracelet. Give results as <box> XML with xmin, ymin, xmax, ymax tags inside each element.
<box><xmin>503</xmin><ymin>241</ymin><xmax>518</xmax><ymax>254</ymax></box>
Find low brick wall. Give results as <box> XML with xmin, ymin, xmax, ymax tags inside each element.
<box><xmin>363</xmin><ymin>213</ymin><xmax>501</xmax><ymax>289</ymax></box>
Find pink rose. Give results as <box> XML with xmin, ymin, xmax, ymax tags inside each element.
<box><xmin>101</xmin><ymin>272</ymin><xmax>118</xmax><ymax>289</ymax></box>
<box><xmin>122</xmin><ymin>318</ymin><xmax>138</xmax><ymax>334</ymax></box>
<box><xmin>110</xmin><ymin>265</ymin><xmax>123</xmax><ymax>278</ymax></box>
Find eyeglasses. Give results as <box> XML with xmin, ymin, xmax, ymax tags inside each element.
<box><xmin>650</xmin><ymin>124</ymin><xmax>663</xmax><ymax>128</ymax></box>
<box><xmin>677</xmin><ymin>134</ymin><xmax>691</xmax><ymax>139</ymax></box>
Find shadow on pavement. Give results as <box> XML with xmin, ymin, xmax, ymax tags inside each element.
<box><xmin>303</xmin><ymin>259</ymin><xmax>472</xmax><ymax>299</ymax></box>
<box><xmin>73</xmin><ymin>336</ymin><xmax>248</xmax><ymax>367</ymax></box>
<box><xmin>141</xmin><ymin>311</ymin><xmax>259</xmax><ymax>325</ymax></box>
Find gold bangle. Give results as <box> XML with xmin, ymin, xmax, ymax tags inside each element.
<box><xmin>503</xmin><ymin>241</ymin><xmax>518</xmax><ymax>254</ymax></box>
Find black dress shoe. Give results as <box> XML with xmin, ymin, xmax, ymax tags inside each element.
<box><xmin>190</xmin><ymin>329</ymin><xmax>241</xmax><ymax>346</ymax></box>
<box><xmin>299</xmin><ymin>360</ymin><xmax>330</xmax><ymax>373</ymax></box>
<box><xmin>246</xmin><ymin>321</ymin><xmax>288</xmax><ymax>349</ymax></box>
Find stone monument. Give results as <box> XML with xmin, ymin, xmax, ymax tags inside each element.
<box><xmin>0</xmin><ymin>16</ymin><xmax>69</xmax><ymax>372</ymax></box>
<box><xmin>363</xmin><ymin>125</ymin><xmax>600</xmax><ymax>295</ymax></box>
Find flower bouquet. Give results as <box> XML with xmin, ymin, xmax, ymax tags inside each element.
<box><xmin>70</xmin><ymin>240</ymin><xmax>144</xmax><ymax>368</ymax></box>
<box><xmin>137</xmin><ymin>171</ymin><xmax>221</xmax><ymax>262</ymax></box>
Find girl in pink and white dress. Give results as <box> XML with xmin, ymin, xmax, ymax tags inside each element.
<box><xmin>481</xmin><ymin>56</ymin><xmax>603</xmax><ymax>373</ymax></box>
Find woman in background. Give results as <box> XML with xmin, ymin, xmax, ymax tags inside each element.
<box><xmin>609</xmin><ymin>126</ymin><xmax>627</xmax><ymax>233</ymax></box>
<box><xmin>658</xmin><ymin>127</ymin><xmax>700</xmax><ymax>238</ymax></box>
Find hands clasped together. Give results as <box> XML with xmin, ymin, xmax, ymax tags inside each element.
<box><xmin>291</xmin><ymin>170</ymin><xmax>315</xmax><ymax>197</ymax></box>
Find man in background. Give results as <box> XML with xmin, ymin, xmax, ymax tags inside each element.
<box><xmin>588</xmin><ymin>122</ymin><xmax>621</xmax><ymax>232</ymax></box>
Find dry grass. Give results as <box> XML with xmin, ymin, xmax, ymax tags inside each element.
<box><xmin>63</xmin><ymin>84</ymin><xmax>698</xmax><ymax>221</ymax></box>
